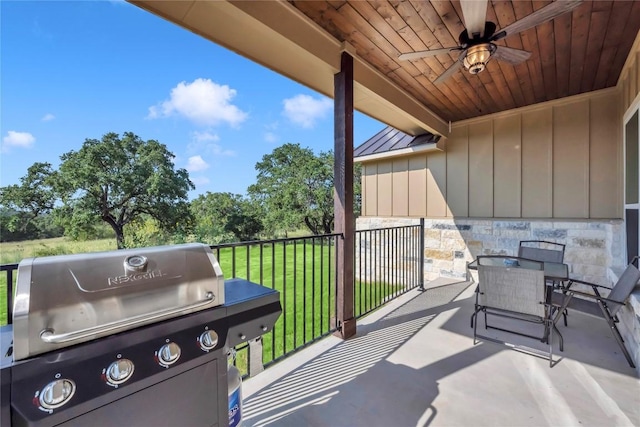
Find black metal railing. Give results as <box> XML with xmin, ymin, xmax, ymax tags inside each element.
<box><xmin>0</xmin><ymin>263</ymin><xmax>17</xmax><ymax>325</ymax></box>
<box><xmin>354</xmin><ymin>222</ymin><xmax>423</xmax><ymax>318</ymax></box>
<box><xmin>210</xmin><ymin>233</ymin><xmax>341</xmax><ymax>374</ymax></box>
<box><xmin>0</xmin><ymin>222</ymin><xmax>425</xmax><ymax>376</ymax></box>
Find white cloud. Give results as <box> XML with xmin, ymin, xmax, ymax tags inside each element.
<box><xmin>263</xmin><ymin>122</ymin><xmax>279</xmax><ymax>143</ymax></box>
<box><xmin>265</xmin><ymin>121</ymin><xmax>279</xmax><ymax>131</ymax></box>
<box><xmin>187</xmin><ymin>132</ymin><xmax>235</xmax><ymax>157</ymax></box>
<box><xmin>148</xmin><ymin>78</ymin><xmax>248</xmax><ymax>126</ymax></box>
<box><xmin>2</xmin><ymin>131</ymin><xmax>35</xmax><ymax>153</ymax></box>
<box><xmin>41</xmin><ymin>113</ymin><xmax>55</xmax><ymax>122</ymax></box>
<box><xmin>282</xmin><ymin>94</ymin><xmax>332</xmax><ymax>128</ymax></box>
<box><xmin>211</xmin><ymin>144</ymin><xmax>235</xmax><ymax>157</ymax></box>
<box><xmin>193</xmin><ymin>131</ymin><xmax>220</xmax><ymax>142</ymax></box>
<box><xmin>186</xmin><ymin>155</ymin><xmax>210</xmax><ymax>172</ymax></box>
<box><xmin>264</xmin><ymin>132</ymin><xmax>278</xmax><ymax>143</ymax></box>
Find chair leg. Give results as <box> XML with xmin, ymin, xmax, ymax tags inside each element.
<box><xmin>471</xmin><ymin>289</ymin><xmax>480</xmax><ymax>328</ymax></box>
<box><xmin>549</xmin><ymin>320</ymin><xmax>554</xmax><ymax>368</ymax></box>
<box><xmin>598</xmin><ymin>302</ymin><xmax>636</xmax><ymax>369</ymax></box>
<box><xmin>550</xmin><ymin>295</ymin><xmax>571</xmax><ymax>354</ymax></box>
<box><xmin>471</xmin><ymin>300</ymin><xmax>483</xmax><ymax>328</ymax></box>
<box><xmin>553</xmin><ymin>324</ymin><xmax>563</xmax><ymax>352</ymax></box>
<box><xmin>473</xmin><ymin>309</ymin><xmax>479</xmax><ymax>345</ymax></box>
<box><xmin>609</xmin><ymin>323</ymin><xmax>635</xmax><ymax>368</ymax></box>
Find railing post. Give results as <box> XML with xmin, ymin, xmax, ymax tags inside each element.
<box><xmin>7</xmin><ymin>268</ymin><xmax>14</xmax><ymax>325</ymax></box>
<box><xmin>418</xmin><ymin>218</ymin><xmax>425</xmax><ymax>291</ymax></box>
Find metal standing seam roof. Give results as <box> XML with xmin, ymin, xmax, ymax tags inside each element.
<box><xmin>354</xmin><ymin>126</ymin><xmax>440</xmax><ymax>158</ymax></box>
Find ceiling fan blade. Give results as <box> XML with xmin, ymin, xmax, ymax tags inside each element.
<box><xmin>434</xmin><ymin>60</ymin><xmax>463</xmax><ymax>85</ymax></box>
<box><xmin>399</xmin><ymin>47</ymin><xmax>459</xmax><ymax>61</ymax></box>
<box><xmin>493</xmin><ymin>0</ymin><xmax>583</xmax><ymax>41</ymax></box>
<box><xmin>493</xmin><ymin>46</ymin><xmax>532</xmax><ymax>65</ymax></box>
<box><xmin>460</xmin><ymin>0</ymin><xmax>488</xmax><ymax>37</ymax></box>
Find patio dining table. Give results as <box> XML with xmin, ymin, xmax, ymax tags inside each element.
<box><xmin>466</xmin><ymin>257</ymin><xmax>569</xmax><ymax>282</ymax></box>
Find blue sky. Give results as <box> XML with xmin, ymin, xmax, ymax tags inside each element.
<box><xmin>0</xmin><ymin>1</ymin><xmax>384</xmax><ymax>198</ymax></box>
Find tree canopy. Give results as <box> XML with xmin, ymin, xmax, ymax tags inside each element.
<box><xmin>0</xmin><ymin>162</ymin><xmax>56</xmax><ymax>234</ymax></box>
<box><xmin>1</xmin><ymin>135</ymin><xmax>363</xmax><ymax>246</ymax></box>
<box><xmin>190</xmin><ymin>192</ymin><xmax>264</xmax><ymax>243</ymax></box>
<box><xmin>248</xmin><ymin>143</ymin><xmax>360</xmax><ymax>236</ymax></box>
<box><xmin>55</xmin><ymin>132</ymin><xmax>194</xmax><ymax>248</ymax></box>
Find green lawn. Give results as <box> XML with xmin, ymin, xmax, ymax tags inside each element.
<box><xmin>214</xmin><ymin>241</ymin><xmax>399</xmax><ymax>374</ymax></box>
<box><xmin>0</xmin><ymin>238</ymin><xmax>403</xmax><ymax>376</ymax></box>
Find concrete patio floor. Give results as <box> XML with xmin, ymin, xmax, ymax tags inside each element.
<box><xmin>243</xmin><ymin>279</ymin><xmax>640</xmax><ymax>427</ymax></box>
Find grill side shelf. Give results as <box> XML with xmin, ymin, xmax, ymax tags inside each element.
<box><xmin>223</xmin><ymin>279</ymin><xmax>282</xmax><ymax>347</ymax></box>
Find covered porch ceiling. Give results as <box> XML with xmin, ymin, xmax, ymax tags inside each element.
<box><xmin>130</xmin><ymin>1</ymin><xmax>640</xmax><ymax>137</ymax></box>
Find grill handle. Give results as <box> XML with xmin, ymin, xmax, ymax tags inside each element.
<box><xmin>40</xmin><ymin>291</ymin><xmax>216</xmax><ymax>344</ymax></box>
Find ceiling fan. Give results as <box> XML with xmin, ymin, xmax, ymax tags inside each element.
<box><xmin>399</xmin><ymin>0</ymin><xmax>583</xmax><ymax>84</ymax></box>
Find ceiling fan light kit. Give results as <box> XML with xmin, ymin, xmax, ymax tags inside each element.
<box><xmin>463</xmin><ymin>43</ymin><xmax>496</xmax><ymax>75</ymax></box>
<box><xmin>399</xmin><ymin>0</ymin><xmax>584</xmax><ymax>83</ymax></box>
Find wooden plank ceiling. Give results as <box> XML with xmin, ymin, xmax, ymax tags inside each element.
<box><xmin>290</xmin><ymin>0</ymin><xmax>640</xmax><ymax>122</ymax></box>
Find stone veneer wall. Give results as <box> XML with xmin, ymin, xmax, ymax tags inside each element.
<box><xmin>356</xmin><ymin>217</ymin><xmax>640</xmax><ymax>374</ymax></box>
<box><xmin>357</xmin><ymin>217</ymin><xmax>626</xmax><ymax>283</ymax></box>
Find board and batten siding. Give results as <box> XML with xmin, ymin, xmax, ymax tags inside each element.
<box><xmin>360</xmin><ymin>89</ymin><xmax>622</xmax><ymax>219</ymax></box>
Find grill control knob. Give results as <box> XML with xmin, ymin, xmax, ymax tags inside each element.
<box><xmin>199</xmin><ymin>330</ymin><xmax>219</xmax><ymax>351</ymax></box>
<box><xmin>39</xmin><ymin>379</ymin><xmax>76</xmax><ymax>410</ymax></box>
<box><xmin>106</xmin><ymin>359</ymin><xmax>135</xmax><ymax>385</ymax></box>
<box><xmin>158</xmin><ymin>342</ymin><xmax>181</xmax><ymax>366</ymax></box>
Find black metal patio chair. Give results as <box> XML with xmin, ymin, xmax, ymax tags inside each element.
<box><xmin>552</xmin><ymin>258</ymin><xmax>640</xmax><ymax>368</ymax></box>
<box><xmin>518</xmin><ymin>240</ymin><xmax>566</xmax><ymax>263</ymax></box>
<box><xmin>471</xmin><ymin>255</ymin><xmax>571</xmax><ymax>367</ymax></box>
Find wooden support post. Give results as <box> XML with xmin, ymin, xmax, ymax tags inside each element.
<box><xmin>334</xmin><ymin>51</ymin><xmax>356</xmax><ymax>339</ymax></box>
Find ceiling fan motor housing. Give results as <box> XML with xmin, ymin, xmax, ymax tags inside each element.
<box><xmin>458</xmin><ymin>21</ymin><xmax>497</xmax><ymax>46</ymax></box>
<box><xmin>463</xmin><ymin>43</ymin><xmax>496</xmax><ymax>75</ymax></box>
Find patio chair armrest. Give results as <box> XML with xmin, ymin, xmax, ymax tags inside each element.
<box><xmin>566</xmin><ymin>278</ymin><xmax>612</xmax><ymax>290</ymax></box>
<box><xmin>564</xmin><ymin>288</ymin><xmax>625</xmax><ymax>306</ymax></box>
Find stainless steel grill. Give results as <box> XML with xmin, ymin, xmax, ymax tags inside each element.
<box><xmin>12</xmin><ymin>243</ymin><xmax>225</xmax><ymax>361</ymax></box>
<box><xmin>1</xmin><ymin>243</ymin><xmax>281</xmax><ymax>427</ymax></box>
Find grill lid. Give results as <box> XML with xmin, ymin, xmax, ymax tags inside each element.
<box><xmin>12</xmin><ymin>243</ymin><xmax>224</xmax><ymax>361</ymax></box>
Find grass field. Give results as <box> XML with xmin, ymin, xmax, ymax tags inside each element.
<box><xmin>0</xmin><ymin>237</ymin><xmax>117</xmax><ymax>265</ymax></box>
<box><xmin>0</xmin><ymin>237</ymin><xmax>118</xmax><ymax>324</ymax></box>
<box><xmin>0</xmin><ymin>237</ymin><xmax>404</xmax><ymax>375</ymax></box>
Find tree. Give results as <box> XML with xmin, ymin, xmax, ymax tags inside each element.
<box><xmin>190</xmin><ymin>192</ymin><xmax>264</xmax><ymax>243</ymax></box>
<box><xmin>191</xmin><ymin>192</ymin><xmax>243</xmax><ymax>243</ymax></box>
<box><xmin>0</xmin><ymin>208</ymin><xmax>39</xmax><ymax>242</ymax></box>
<box><xmin>56</xmin><ymin>132</ymin><xmax>194</xmax><ymax>249</ymax></box>
<box><xmin>0</xmin><ymin>162</ymin><xmax>57</xmax><ymax>234</ymax></box>
<box><xmin>248</xmin><ymin>143</ymin><xmax>361</xmax><ymax>236</ymax></box>
<box><xmin>224</xmin><ymin>198</ymin><xmax>264</xmax><ymax>241</ymax></box>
